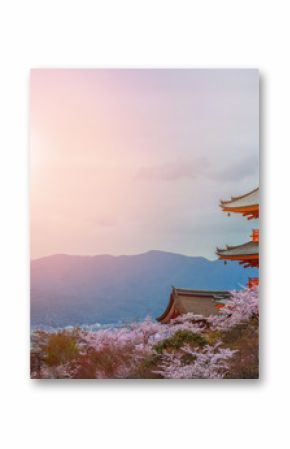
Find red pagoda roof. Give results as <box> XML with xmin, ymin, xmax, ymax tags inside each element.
<box><xmin>220</xmin><ymin>187</ymin><xmax>259</xmax><ymax>219</ymax></box>
<box><xmin>216</xmin><ymin>240</ymin><xmax>259</xmax><ymax>268</ymax></box>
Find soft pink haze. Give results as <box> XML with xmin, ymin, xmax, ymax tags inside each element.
<box><xmin>30</xmin><ymin>69</ymin><xmax>259</xmax><ymax>260</ymax></box>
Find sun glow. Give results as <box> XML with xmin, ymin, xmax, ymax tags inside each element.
<box><xmin>30</xmin><ymin>69</ymin><xmax>259</xmax><ymax>259</ymax></box>
<box><xmin>30</xmin><ymin>130</ymin><xmax>57</xmax><ymax>189</ymax></box>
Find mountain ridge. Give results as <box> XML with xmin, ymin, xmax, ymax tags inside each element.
<box><xmin>31</xmin><ymin>249</ymin><xmax>211</xmax><ymax>263</ymax></box>
<box><xmin>31</xmin><ymin>250</ymin><xmax>258</xmax><ymax>327</ymax></box>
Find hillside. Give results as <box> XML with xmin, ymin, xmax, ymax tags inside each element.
<box><xmin>31</xmin><ymin>250</ymin><xmax>258</xmax><ymax>327</ymax></box>
<box><xmin>30</xmin><ymin>288</ymin><xmax>259</xmax><ymax>379</ymax></box>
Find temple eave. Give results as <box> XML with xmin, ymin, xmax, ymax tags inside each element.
<box><xmin>220</xmin><ymin>205</ymin><xmax>259</xmax><ymax>219</ymax></box>
<box><xmin>217</xmin><ymin>253</ymin><xmax>259</xmax><ymax>268</ymax></box>
<box><xmin>219</xmin><ymin>187</ymin><xmax>259</xmax><ymax>211</ymax></box>
<box><xmin>217</xmin><ymin>253</ymin><xmax>259</xmax><ymax>260</ymax></box>
<box><xmin>157</xmin><ymin>288</ymin><xmax>231</xmax><ymax>323</ymax></box>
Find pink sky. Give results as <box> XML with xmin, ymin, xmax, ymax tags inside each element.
<box><xmin>30</xmin><ymin>69</ymin><xmax>259</xmax><ymax>260</ymax></box>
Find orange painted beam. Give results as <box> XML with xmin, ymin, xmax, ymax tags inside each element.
<box><xmin>222</xmin><ymin>205</ymin><xmax>259</xmax><ymax>219</ymax></box>
<box><xmin>222</xmin><ymin>205</ymin><xmax>258</xmax><ymax>213</ymax></box>
<box><xmin>218</xmin><ymin>254</ymin><xmax>258</xmax><ymax>262</ymax></box>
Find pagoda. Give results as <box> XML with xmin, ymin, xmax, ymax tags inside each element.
<box><xmin>157</xmin><ymin>187</ymin><xmax>259</xmax><ymax>323</ymax></box>
<box><xmin>216</xmin><ymin>187</ymin><xmax>259</xmax><ymax>286</ymax></box>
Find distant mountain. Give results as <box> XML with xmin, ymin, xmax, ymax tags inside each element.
<box><xmin>31</xmin><ymin>250</ymin><xmax>258</xmax><ymax>327</ymax></box>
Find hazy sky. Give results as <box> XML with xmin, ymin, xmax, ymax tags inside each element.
<box><xmin>30</xmin><ymin>69</ymin><xmax>259</xmax><ymax>260</ymax></box>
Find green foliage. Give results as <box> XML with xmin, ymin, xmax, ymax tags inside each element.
<box><xmin>153</xmin><ymin>330</ymin><xmax>208</xmax><ymax>354</ymax></box>
<box><xmin>206</xmin><ymin>330</ymin><xmax>223</xmax><ymax>345</ymax></box>
<box><xmin>41</xmin><ymin>332</ymin><xmax>79</xmax><ymax>366</ymax></box>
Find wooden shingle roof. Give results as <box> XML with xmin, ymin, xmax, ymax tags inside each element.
<box><xmin>220</xmin><ymin>187</ymin><xmax>259</xmax><ymax>208</ymax></box>
<box><xmin>217</xmin><ymin>240</ymin><xmax>259</xmax><ymax>257</ymax></box>
<box><xmin>157</xmin><ymin>288</ymin><xmax>231</xmax><ymax>323</ymax></box>
<box><xmin>216</xmin><ymin>240</ymin><xmax>259</xmax><ymax>268</ymax></box>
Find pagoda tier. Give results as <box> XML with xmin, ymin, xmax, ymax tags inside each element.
<box><xmin>220</xmin><ymin>187</ymin><xmax>259</xmax><ymax>220</ymax></box>
<box><xmin>157</xmin><ymin>288</ymin><xmax>230</xmax><ymax>324</ymax></box>
<box><xmin>216</xmin><ymin>240</ymin><xmax>259</xmax><ymax>268</ymax></box>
